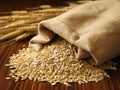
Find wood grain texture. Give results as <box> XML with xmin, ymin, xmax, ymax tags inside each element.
<box><xmin>0</xmin><ymin>0</ymin><xmax>120</xmax><ymax>90</ymax></box>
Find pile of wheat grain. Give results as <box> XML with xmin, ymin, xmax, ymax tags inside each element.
<box><xmin>6</xmin><ymin>37</ymin><xmax>116</xmax><ymax>86</ymax></box>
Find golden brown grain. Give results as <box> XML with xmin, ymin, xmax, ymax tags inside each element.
<box><xmin>6</xmin><ymin>37</ymin><xmax>116</xmax><ymax>86</ymax></box>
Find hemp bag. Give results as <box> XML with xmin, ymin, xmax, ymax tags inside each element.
<box><xmin>29</xmin><ymin>0</ymin><xmax>120</xmax><ymax>65</ymax></box>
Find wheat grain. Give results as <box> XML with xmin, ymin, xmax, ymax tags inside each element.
<box><xmin>6</xmin><ymin>37</ymin><xmax>117</xmax><ymax>86</ymax></box>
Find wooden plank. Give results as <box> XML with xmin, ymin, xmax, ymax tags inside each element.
<box><xmin>0</xmin><ymin>37</ymin><xmax>120</xmax><ymax>90</ymax></box>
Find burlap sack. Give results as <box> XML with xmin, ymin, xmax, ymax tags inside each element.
<box><xmin>29</xmin><ymin>0</ymin><xmax>120</xmax><ymax>65</ymax></box>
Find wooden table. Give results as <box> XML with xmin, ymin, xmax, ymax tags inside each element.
<box><xmin>0</xmin><ymin>0</ymin><xmax>120</xmax><ymax>90</ymax></box>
